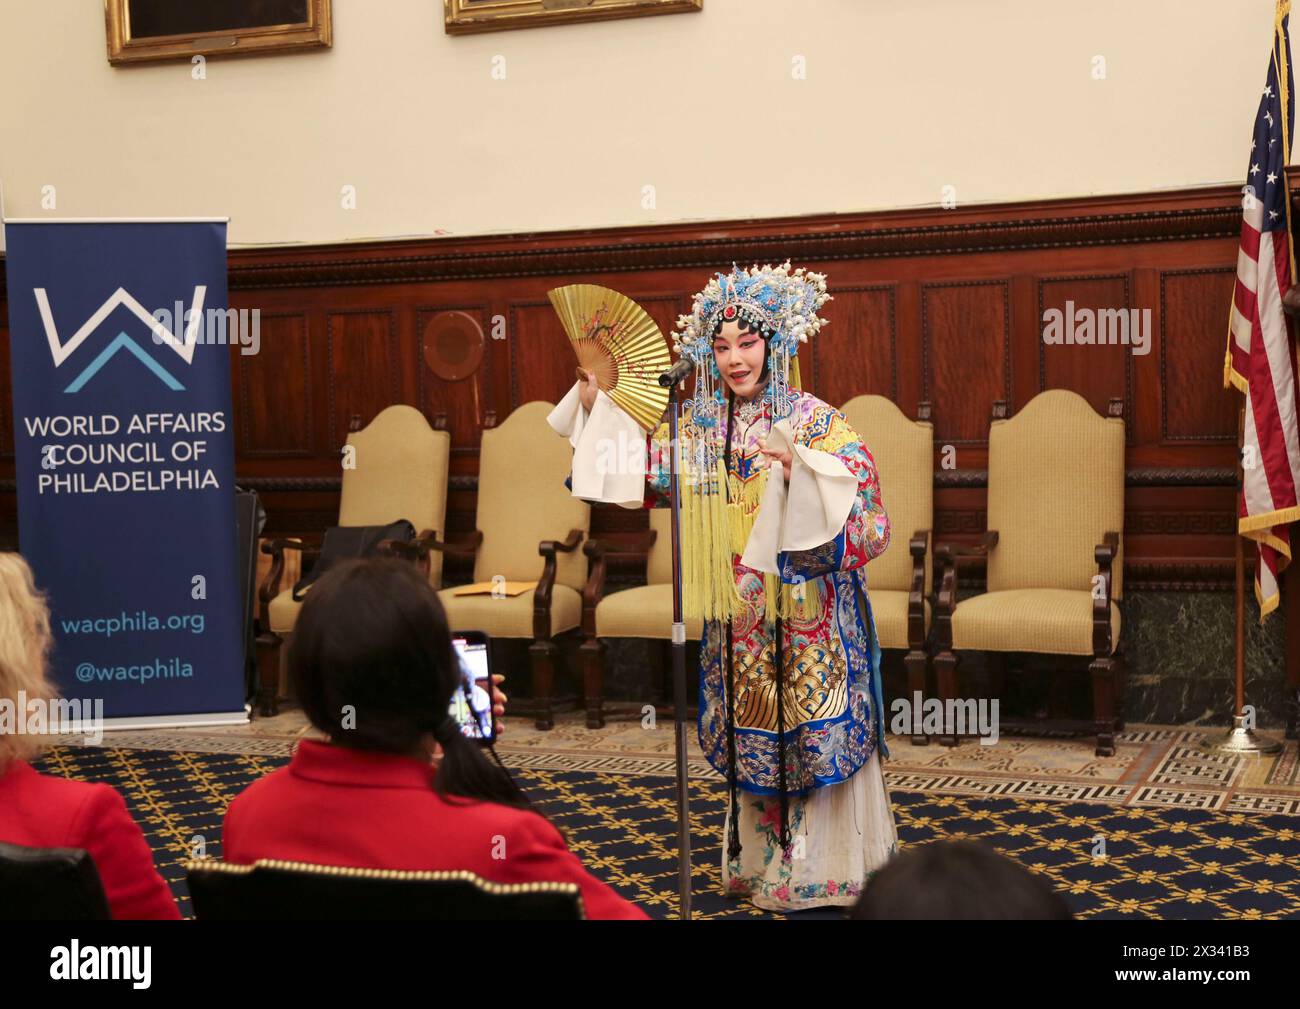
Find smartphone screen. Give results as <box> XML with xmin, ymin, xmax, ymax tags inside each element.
<box><xmin>450</xmin><ymin>634</ymin><xmax>494</xmax><ymax>744</ymax></box>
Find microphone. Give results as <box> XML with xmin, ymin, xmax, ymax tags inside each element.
<box><xmin>658</xmin><ymin>358</ymin><xmax>695</xmax><ymax>388</ymax></box>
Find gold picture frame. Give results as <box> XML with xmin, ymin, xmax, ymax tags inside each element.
<box><xmin>444</xmin><ymin>0</ymin><xmax>702</xmax><ymax>36</ymax></box>
<box><xmin>105</xmin><ymin>0</ymin><xmax>332</xmax><ymax>66</ymax></box>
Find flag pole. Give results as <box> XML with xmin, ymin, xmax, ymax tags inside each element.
<box><xmin>1204</xmin><ymin>405</ymin><xmax>1282</xmax><ymax>755</ymax></box>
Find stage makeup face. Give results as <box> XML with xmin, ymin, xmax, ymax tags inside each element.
<box><xmin>713</xmin><ymin>319</ymin><xmax>767</xmax><ymax>400</ymax></box>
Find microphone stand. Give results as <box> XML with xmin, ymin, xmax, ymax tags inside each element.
<box><xmin>666</xmin><ymin>378</ymin><xmax>693</xmax><ymax>920</ymax></box>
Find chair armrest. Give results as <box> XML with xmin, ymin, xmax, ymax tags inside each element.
<box><xmin>1095</xmin><ymin>530</ymin><xmax>1119</xmax><ymax>566</ymax></box>
<box><xmin>934</xmin><ymin>530</ymin><xmax>998</xmax><ymax>637</ymax></box>
<box><xmin>540</xmin><ymin>528</ymin><xmax>584</xmax><ymax>558</ymax></box>
<box><xmin>258</xmin><ymin>538</ymin><xmax>313</xmax><ymax>629</ymax></box>
<box><xmin>582</xmin><ymin>531</ymin><xmax>659</xmax><ymax>631</ymax></box>
<box><xmin>425</xmin><ymin>529</ymin><xmax>484</xmax><ymax>557</ymax></box>
<box><xmin>934</xmin><ymin>530</ymin><xmax>999</xmax><ymax>569</ymax></box>
<box><xmin>907</xmin><ymin>530</ymin><xmax>930</xmax><ymax>652</ymax></box>
<box><xmin>582</xmin><ymin>529</ymin><xmax>658</xmax><ymax>561</ymax></box>
<box><xmin>386</xmin><ymin>530</ymin><xmax>483</xmax><ymax>584</ymax></box>
<box><xmin>379</xmin><ymin>529</ymin><xmax>444</xmax><ymax>579</ymax></box>
<box><xmin>1093</xmin><ymin>531</ymin><xmax>1121</xmax><ymax>656</ymax></box>
<box><xmin>535</xmin><ymin>529</ymin><xmax>585</xmax><ymax>639</ymax></box>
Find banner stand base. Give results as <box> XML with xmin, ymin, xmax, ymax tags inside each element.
<box><xmin>95</xmin><ymin>705</ymin><xmax>252</xmax><ymax>732</ymax></box>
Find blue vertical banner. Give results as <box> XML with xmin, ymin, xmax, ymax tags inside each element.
<box><xmin>4</xmin><ymin>220</ymin><xmax>246</xmax><ymax>724</ymax></box>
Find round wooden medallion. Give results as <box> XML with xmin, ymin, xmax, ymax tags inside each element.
<box><xmin>422</xmin><ymin>311</ymin><xmax>485</xmax><ymax>381</ymax></box>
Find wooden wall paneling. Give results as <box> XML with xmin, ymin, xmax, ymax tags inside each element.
<box><xmin>4</xmin><ymin>179</ymin><xmax>1293</xmax><ymax>592</ymax></box>
<box><xmin>1008</xmin><ymin>273</ymin><xmax>1038</xmax><ymax>419</ymax></box>
<box><xmin>1130</xmin><ymin>267</ymin><xmax>1161</xmax><ymax>452</ymax></box>
<box><xmin>1124</xmin><ymin>485</ymin><xmax>1238</xmax><ymax>539</ymax></box>
<box><xmin>894</xmin><ymin>281</ymin><xmax>925</xmax><ymax>425</ymax></box>
<box><xmin>235</xmin><ymin>311</ymin><xmax>313</xmax><ymax>457</ymax></box>
<box><xmin>814</xmin><ymin>285</ymin><xmax>897</xmax><ymax>407</ymax></box>
<box><xmin>920</xmin><ymin>279</ymin><xmax>1012</xmax><ymax>446</ymax></box>
<box><xmin>395</xmin><ymin>302</ymin><xmax>420</xmax><ymax>410</ymax></box>
<box><xmin>479</xmin><ymin>295</ymin><xmax>510</xmax><ymax>434</ymax></box>
<box><xmin>1036</xmin><ymin>272</ymin><xmax>1134</xmax><ymax>439</ymax></box>
<box><xmin>506</xmin><ymin>300</ymin><xmax>576</xmax><ymax>413</ymax></box>
<box><xmin>1159</xmin><ymin>267</ymin><xmax>1238</xmax><ymax>443</ymax></box>
<box><xmin>325</xmin><ymin>308</ymin><xmax>400</xmax><ymax>450</ymax></box>
<box><xmin>933</xmin><ymin>487</ymin><xmax>988</xmax><ymax>537</ymax></box>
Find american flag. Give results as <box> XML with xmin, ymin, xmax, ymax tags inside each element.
<box><xmin>1225</xmin><ymin>0</ymin><xmax>1300</xmax><ymax>620</ymax></box>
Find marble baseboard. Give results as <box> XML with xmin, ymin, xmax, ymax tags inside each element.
<box><xmin>1122</xmin><ymin>591</ymin><xmax>1289</xmax><ymax>727</ymax></box>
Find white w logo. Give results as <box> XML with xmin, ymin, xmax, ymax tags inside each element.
<box><xmin>35</xmin><ymin>286</ymin><xmax>206</xmax><ymax>367</ymax></box>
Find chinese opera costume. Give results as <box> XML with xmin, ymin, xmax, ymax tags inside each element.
<box><xmin>550</xmin><ymin>261</ymin><xmax>898</xmax><ymax>911</ymax></box>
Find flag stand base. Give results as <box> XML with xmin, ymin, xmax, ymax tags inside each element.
<box><xmin>1199</xmin><ymin>714</ymin><xmax>1282</xmax><ymax>756</ymax></box>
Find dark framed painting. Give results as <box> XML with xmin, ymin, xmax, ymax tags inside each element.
<box><xmin>444</xmin><ymin>0</ymin><xmax>702</xmax><ymax>36</ymax></box>
<box><xmin>105</xmin><ymin>0</ymin><xmax>332</xmax><ymax>66</ymax></box>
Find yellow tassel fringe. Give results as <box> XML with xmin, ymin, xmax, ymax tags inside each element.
<box><xmin>678</xmin><ymin>458</ymin><xmax>822</xmax><ymax>625</ymax></box>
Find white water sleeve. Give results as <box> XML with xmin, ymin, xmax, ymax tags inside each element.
<box><xmin>740</xmin><ymin>418</ymin><xmax>857</xmax><ymax>573</ymax></box>
<box><xmin>547</xmin><ymin>381</ymin><xmax>647</xmax><ymax>508</ymax></box>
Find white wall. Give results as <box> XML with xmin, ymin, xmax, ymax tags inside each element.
<box><xmin>0</xmin><ymin>0</ymin><xmax>1284</xmax><ymax>249</ymax></box>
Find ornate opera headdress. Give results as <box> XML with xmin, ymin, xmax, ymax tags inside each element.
<box><xmin>668</xmin><ymin>261</ymin><xmax>832</xmax><ymax>623</ymax></box>
<box><xmin>672</xmin><ymin>259</ymin><xmax>831</xmax><ymax>427</ymax></box>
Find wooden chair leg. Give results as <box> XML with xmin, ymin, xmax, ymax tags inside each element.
<box><xmin>1090</xmin><ymin>655</ymin><xmax>1116</xmax><ymax>757</ymax></box>
<box><xmin>1112</xmin><ymin>643</ymin><xmax>1127</xmax><ymax>733</ymax></box>
<box><xmin>904</xmin><ymin>647</ymin><xmax>929</xmax><ymax>746</ymax></box>
<box><xmin>580</xmin><ymin>635</ymin><xmax>606</xmax><ymax>729</ymax></box>
<box><xmin>934</xmin><ymin>647</ymin><xmax>958</xmax><ymax>747</ymax></box>
<box><xmin>988</xmin><ymin>651</ymin><xmax>1007</xmax><ymax>714</ymax></box>
<box><xmin>529</xmin><ymin>638</ymin><xmax>557</xmax><ymax>731</ymax></box>
<box><xmin>255</xmin><ymin>632</ymin><xmax>282</xmax><ymax>718</ymax></box>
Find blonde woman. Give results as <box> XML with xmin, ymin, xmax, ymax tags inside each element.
<box><xmin>0</xmin><ymin>553</ymin><xmax>179</xmax><ymax>919</ymax></box>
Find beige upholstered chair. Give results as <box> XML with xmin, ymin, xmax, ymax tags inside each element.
<box><xmin>934</xmin><ymin>390</ymin><xmax>1125</xmax><ymax>757</ymax></box>
<box><xmin>436</xmin><ymin>401</ymin><xmax>589</xmax><ymax>731</ymax></box>
<box><xmin>841</xmin><ymin>395</ymin><xmax>933</xmax><ymax>745</ymax></box>
<box><xmin>579</xmin><ymin>507</ymin><xmax>705</xmax><ymax>728</ymax></box>
<box><xmin>257</xmin><ymin>405</ymin><xmax>450</xmax><ymax>716</ymax></box>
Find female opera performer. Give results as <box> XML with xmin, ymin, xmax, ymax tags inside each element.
<box><xmin>549</xmin><ymin>261</ymin><xmax>897</xmax><ymax>912</ymax></box>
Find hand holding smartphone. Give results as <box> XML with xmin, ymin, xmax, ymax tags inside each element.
<box><xmin>450</xmin><ymin>631</ymin><xmax>495</xmax><ymax>744</ymax></box>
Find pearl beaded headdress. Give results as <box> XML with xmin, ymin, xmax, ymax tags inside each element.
<box><xmin>668</xmin><ymin>261</ymin><xmax>832</xmax><ymax>625</ymax></box>
<box><xmin>672</xmin><ymin>260</ymin><xmax>831</xmax><ymax>426</ymax></box>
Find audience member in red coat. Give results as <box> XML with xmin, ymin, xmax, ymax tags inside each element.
<box><xmin>222</xmin><ymin>558</ymin><xmax>647</xmax><ymax>920</ymax></box>
<box><xmin>0</xmin><ymin>553</ymin><xmax>179</xmax><ymax>920</ymax></box>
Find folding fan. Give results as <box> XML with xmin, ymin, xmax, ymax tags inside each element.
<box><xmin>547</xmin><ymin>284</ymin><xmax>671</xmax><ymax>433</ymax></box>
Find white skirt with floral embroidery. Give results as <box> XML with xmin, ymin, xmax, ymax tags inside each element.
<box><xmin>721</xmin><ymin>750</ymin><xmax>898</xmax><ymax>912</ymax></box>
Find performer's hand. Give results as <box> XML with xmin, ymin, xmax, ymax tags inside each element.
<box><xmin>578</xmin><ymin>369</ymin><xmax>599</xmax><ymax>412</ymax></box>
<box><xmin>491</xmin><ymin>673</ymin><xmax>508</xmax><ymax>737</ymax></box>
<box><xmin>758</xmin><ymin>437</ymin><xmax>792</xmax><ymax>482</ymax></box>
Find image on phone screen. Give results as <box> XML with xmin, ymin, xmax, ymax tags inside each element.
<box><xmin>450</xmin><ymin>634</ymin><xmax>494</xmax><ymax>743</ymax></box>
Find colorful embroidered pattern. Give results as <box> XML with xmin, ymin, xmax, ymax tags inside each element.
<box><xmin>645</xmin><ymin>390</ymin><xmax>892</xmax><ymax>796</ymax></box>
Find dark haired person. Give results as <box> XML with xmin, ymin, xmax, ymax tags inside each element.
<box><xmin>221</xmin><ymin>558</ymin><xmax>646</xmax><ymax>919</ymax></box>
<box><xmin>850</xmin><ymin>840</ymin><xmax>1073</xmax><ymax>920</ymax></box>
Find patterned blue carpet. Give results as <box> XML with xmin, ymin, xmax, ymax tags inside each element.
<box><xmin>33</xmin><ymin>746</ymin><xmax>1300</xmax><ymax>919</ymax></box>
